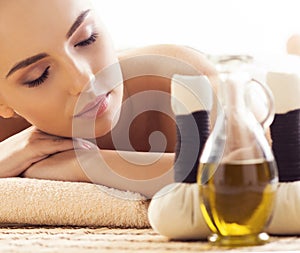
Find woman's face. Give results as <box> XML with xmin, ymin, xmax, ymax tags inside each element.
<box><xmin>0</xmin><ymin>0</ymin><xmax>123</xmax><ymax>138</ymax></box>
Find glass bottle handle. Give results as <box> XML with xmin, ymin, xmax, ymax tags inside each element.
<box><xmin>246</xmin><ymin>78</ymin><xmax>275</xmax><ymax>130</ymax></box>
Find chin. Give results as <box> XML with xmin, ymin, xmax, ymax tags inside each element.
<box><xmin>94</xmin><ymin>107</ymin><xmax>121</xmax><ymax>138</ymax></box>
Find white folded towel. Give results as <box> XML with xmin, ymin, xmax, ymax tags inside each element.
<box><xmin>0</xmin><ymin>177</ymin><xmax>150</xmax><ymax>228</ymax></box>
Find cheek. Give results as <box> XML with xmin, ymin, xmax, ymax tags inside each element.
<box><xmin>19</xmin><ymin>103</ymin><xmax>71</xmax><ymax>137</ymax></box>
<box><xmin>0</xmin><ymin>89</ymin><xmax>36</xmax><ymax>118</ymax></box>
<box><xmin>16</xmin><ymin>102</ymin><xmax>54</xmax><ymax>123</ymax></box>
<box><xmin>6</xmin><ymin>89</ymin><xmax>62</xmax><ymax>125</ymax></box>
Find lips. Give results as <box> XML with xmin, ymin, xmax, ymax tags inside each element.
<box><xmin>74</xmin><ymin>93</ymin><xmax>110</xmax><ymax>118</ymax></box>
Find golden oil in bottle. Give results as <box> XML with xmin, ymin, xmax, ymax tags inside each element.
<box><xmin>198</xmin><ymin>159</ymin><xmax>277</xmax><ymax>246</ymax></box>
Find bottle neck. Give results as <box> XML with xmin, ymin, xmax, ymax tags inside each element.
<box><xmin>218</xmin><ymin>71</ymin><xmax>250</xmax><ymax>113</ymax></box>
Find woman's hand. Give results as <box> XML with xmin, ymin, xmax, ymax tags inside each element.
<box><xmin>0</xmin><ymin>126</ymin><xmax>78</xmax><ymax>178</ymax></box>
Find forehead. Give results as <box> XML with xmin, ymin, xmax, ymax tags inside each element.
<box><xmin>0</xmin><ymin>0</ymin><xmax>94</xmax><ymax>75</ymax></box>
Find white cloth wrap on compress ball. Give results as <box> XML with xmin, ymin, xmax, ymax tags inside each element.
<box><xmin>171</xmin><ymin>74</ymin><xmax>213</xmax><ymax>115</ymax></box>
<box><xmin>267</xmin><ymin>71</ymin><xmax>300</xmax><ymax>114</ymax></box>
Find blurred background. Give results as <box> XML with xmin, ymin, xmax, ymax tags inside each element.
<box><xmin>93</xmin><ymin>0</ymin><xmax>299</xmax><ymax>58</ymax></box>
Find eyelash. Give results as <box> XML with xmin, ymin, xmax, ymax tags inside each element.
<box><xmin>23</xmin><ymin>33</ymin><xmax>98</xmax><ymax>88</ymax></box>
<box><xmin>23</xmin><ymin>66</ymin><xmax>50</xmax><ymax>88</ymax></box>
<box><xmin>74</xmin><ymin>33</ymin><xmax>99</xmax><ymax>47</ymax></box>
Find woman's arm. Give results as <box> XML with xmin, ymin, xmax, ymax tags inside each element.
<box><xmin>22</xmin><ymin>149</ymin><xmax>174</xmax><ymax>198</ymax></box>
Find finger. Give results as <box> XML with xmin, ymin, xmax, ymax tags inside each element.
<box><xmin>72</xmin><ymin>138</ymin><xmax>98</xmax><ymax>150</ymax></box>
<box><xmin>30</xmin><ymin>137</ymin><xmax>75</xmax><ymax>158</ymax></box>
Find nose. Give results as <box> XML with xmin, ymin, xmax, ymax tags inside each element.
<box><xmin>62</xmin><ymin>55</ymin><xmax>94</xmax><ymax>96</ymax></box>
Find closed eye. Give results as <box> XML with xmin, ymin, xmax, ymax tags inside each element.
<box><xmin>23</xmin><ymin>66</ymin><xmax>50</xmax><ymax>88</ymax></box>
<box><xmin>74</xmin><ymin>33</ymin><xmax>99</xmax><ymax>47</ymax></box>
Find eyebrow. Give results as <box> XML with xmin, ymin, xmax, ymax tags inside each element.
<box><xmin>6</xmin><ymin>53</ymin><xmax>49</xmax><ymax>78</ymax></box>
<box><xmin>66</xmin><ymin>9</ymin><xmax>91</xmax><ymax>39</ymax></box>
<box><xmin>5</xmin><ymin>10</ymin><xmax>91</xmax><ymax>79</ymax></box>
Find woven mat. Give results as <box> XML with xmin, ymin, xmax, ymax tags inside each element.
<box><xmin>0</xmin><ymin>226</ymin><xmax>300</xmax><ymax>253</ymax></box>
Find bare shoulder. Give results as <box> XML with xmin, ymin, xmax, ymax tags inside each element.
<box><xmin>118</xmin><ymin>44</ymin><xmax>217</xmax><ymax>77</ymax></box>
<box><xmin>118</xmin><ymin>44</ymin><xmax>217</xmax><ymax>99</ymax></box>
